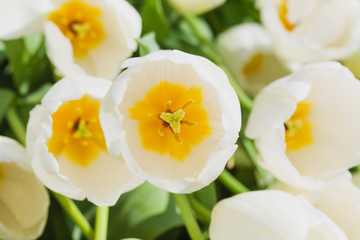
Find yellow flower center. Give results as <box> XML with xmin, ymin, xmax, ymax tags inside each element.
<box><xmin>279</xmin><ymin>0</ymin><xmax>296</xmax><ymax>31</ymax></box>
<box><xmin>0</xmin><ymin>166</ymin><xmax>4</xmax><ymax>183</ymax></box>
<box><xmin>285</xmin><ymin>102</ymin><xmax>312</xmax><ymax>150</ymax></box>
<box><xmin>48</xmin><ymin>0</ymin><xmax>105</xmax><ymax>58</ymax></box>
<box><xmin>242</xmin><ymin>54</ymin><xmax>263</xmax><ymax>76</ymax></box>
<box><xmin>47</xmin><ymin>95</ymin><xmax>107</xmax><ymax>166</ymax></box>
<box><xmin>129</xmin><ymin>81</ymin><xmax>211</xmax><ymax>161</ymax></box>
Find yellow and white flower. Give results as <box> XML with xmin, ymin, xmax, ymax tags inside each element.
<box><xmin>0</xmin><ymin>136</ymin><xmax>49</xmax><ymax>240</ymax></box>
<box><xmin>209</xmin><ymin>190</ymin><xmax>347</xmax><ymax>240</ymax></box>
<box><xmin>217</xmin><ymin>23</ymin><xmax>291</xmax><ymax>97</ymax></box>
<box><xmin>100</xmin><ymin>50</ymin><xmax>241</xmax><ymax>193</ymax></box>
<box><xmin>26</xmin><ymin>76</ymin><xmax>144</xmax><ymax>206</ymax></box>
<box><xmin>273</xmin><ymin>178</ymin><xmax>360</xmax><ymax>240</ymax></box>
<box><xmin>245</xmin><ymin>61</ymin><xmax>360</xmax><ymax>190</ymax></box>
<box><xmin>0</xmin><ymin>0</ymin><xmax>141</xmax><ymax>79</ymax></box>
<box><xmin>168</xmin><ymin>0</ymin><xmax>226</xmax><ymax>15</ymax></box>
<box><xmin>258</xmin><ymin>0</ymin><xmax>360</xmax><ymax>63</ymax></box>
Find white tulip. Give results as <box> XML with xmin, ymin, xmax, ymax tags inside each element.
<box><xmin>258</xmin><ymin>0</ymin><xmax>360</xmax><ymax>63</ymax></box>
<box><xmin>0</xmin><ymin>0</ymin><xmax>141</xmax><ymax>79</ymax></box>
<box><xmin>246</xmin><ymin>62</ymin><xmax>360</xmax><ymax>190</ymax></box>
<box><xmin>26</xmin><ymin>76</ymin><xmax>144</xmax><ymax>206</ymax></box>
<box><xmin>167</xmin><ymin>0</ymin><xmax>225</xmax><ymax>15</ymax></box>
<box><xmin>0</xmin><ymin>136</ymin><xmax>49</xmax><ymax>240</ymax></box>
<box><xmin>217</xmin><ymin>23</ymin><xmax>291</xmax><ymax>97</ymax></box>
<box><xmin>273</xmin><ymin>177</ymin><xmax>360</xmax><ymax>240</ymax></box>
<box><xmin>100</xmin><ymin>50</ymin><xmax>241</xmax><ymax>193</ymax></box>
<box><xmin>209</xmin><ymin>190</ymin><xmax>347</xmax><ymax>240</ymax></box>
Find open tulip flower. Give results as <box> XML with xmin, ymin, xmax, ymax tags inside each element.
<box><xmin>100</xmin><ymin>50</ymin><xmax>241</xmax><ymax>193</ymax></box>
<box><xmin>217</xmin><ymin>23</ymin><xmax>292</xmax><ymax>97</ymax></box>
<box><xmin>0</xmin><ymin>0</ymin><xmax>141</xmax><ymax>79</ymax></box>
<box><xmin>246</xmin><ymin>61</ymin><xmax>360</xmax><ymax>190</ymax></box>
<box><xmin>209</xmin><ymin>190</ymin><xmax>347</xmax><ymax>240</ymax></box>
<box><xmin>26</xmin><ymin>76</ymin><xmax>144</xmax><ymax>206</ymax></box>
<box><xmin>273</xmin><ymin>177</ymin><xmax>360</xmax><ymax>240</ymax></box>
<box><xmin>0</xmin><ymin>136</ymin><xmax>49</xmax><ymax>240</ymax></box>
<box><xmin>258</xmin><ymin>0</ymin><xmax>360</xmax><ymax>63</ymax></box>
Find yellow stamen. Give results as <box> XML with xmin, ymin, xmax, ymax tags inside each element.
<box><xmin>129</xmin><ymin>81</ymin><xmax>211</xmax><ymax>161</ymax></box>
<box><xmin>285</xmin><ymin>102</ymin><xmax>312</xmax><ymax>150</ymax></box>
<box><xmin>242</xmin><ymin>53</ymin><xmax>263</xmax><ymax>76</ymax></box>
<box><xmin>279</xmin><ymin>0</ymin><xmax>296</xmax><ymax>31</ymax></box>
<box><xmin>48</xmin><ymin>0</ymin><xmax>104</xmax><ymax>58</ymax></box>
<box><xmin>47</xmin><ymin>95</ymin><xmax>106</xmax><ymax>166</ymax></box>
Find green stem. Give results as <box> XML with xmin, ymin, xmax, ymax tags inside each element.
<box><xmin>6</xmin><ymin>107</ymin><xmax>26</xmax><ymax>145</ymax></box>
<box><xmin>94</xmin><ymin>206</ymin><xmax>109</xmax><ymax>240</ymax></box>
<box><xmin>218</xmin><ymin>169</ymin><xmax>249</xmax><ymax>194</ymax></box>
<box><xmin>52</xmin><ymin>192</ymin><xmax>94</xmax><ymax>240</ymax></box>
<box><xmin>239</xmin><ymin>134</ymin><xmax>273</xmax><ymax>188</ymax></box>
<box><xmin>188</xmin><ymin>197</ymin><xmax>211</xmax><ymax>224</ymax></box>
<box><xmin>182</xmin><ymin>15</ymin><xmax>253</xmax><ymax>112</ymax></box>
<box><xmin>173</xmin><ymin>194</ymin><xmax>205</xmax><ymax>240</ymax></box>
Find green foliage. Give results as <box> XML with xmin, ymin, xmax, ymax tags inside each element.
<box><xmin>141</xmin><ymin>0</ymin><xmax>171</xmax><ymax>42</ymax></box>
<box><xmin>108</xmin><ymin>183</ymin><xmax>184</xmax><ymax>240</ymax></box>
<box><xmin>136</xmin><ymin>32</ymin><xmax>161</xmax><ymax>56</ymax></box>
<box><xmin>0</xmin><ymin>88</ymin><xmax>15</xmax><ymax>125</ymax></box>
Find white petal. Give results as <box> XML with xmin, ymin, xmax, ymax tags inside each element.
<box><xmin>168</xmin><ymin>0</ymin><xmax>226</xmax><ymax>15</ymax></box>
<box><xmin>246</xmin><ymin>61</ymin><xmax>360</xmax><ymax>189</ymax></box>
<box><xmin>273</xmin><ymin>178</ymin><xmax>360</xmax><ymax>240</ymax></box>
<box><xmin>216</xmin><ymin>23</ymin><xmax>291</xmax><ymax>97</ymax></box>
<box><xmin>0</xmin><ymin>0</ymin><xmax>52</xmax><ymax>39</ymax></box>
<box><xmin>45</xmin><ymin>0</ymin><xmax>141</xmax><ymax>79</ymax></box>
<box><xmin>100</xmin><ymin>50</ymin><xmax>241</xmax><ymax>193</ymax></box>
<box><xmin>27</xmin><ymin>76</ymin><xmax>143</xmax><ymax>205</ymax></box>
<box><xmin>0</xmin><ymin>136</ymin><xmax>30</xmax><ymax>171</ymax></box>
<box><xmin>313</xmin><ymin>180</ymin><xmax>360</xmax><ymax>240</ymax></box>
<box><xmin>0</xmin><ymin>136</ymin><xmax>49</xmax><ymax>240</ymax></box>
<box><xmin>44</xmin><ymin>22</ymin><xmax>87</xmax><ymax>78</ymax></box>
<box><xmin>245</xmin><ymin>70</ymin><xmax>311</xmax><ymax>139</ymax></box>
<box><xmin>259</xmin><ymin>0</ymin><xmax>360</xmax><ymax>62</ymax></box>
<box><xmin>210</xmin><ymin>190</ymin><xmax>347</xmax><ymax>240</ymax></box>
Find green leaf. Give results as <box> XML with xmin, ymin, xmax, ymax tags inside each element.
<box><xmin>141</xmin><ymin>0</ymin><xmax>171</xmax><ymax>42</ymax></box>
<box><xmin>4</xmin><ymin>36</ymin><xmax>54</xmax><ymax>95</ymax></box>
<box><xmin>20</xmin><ymin>82</ymin><xmax>53</xmax><ymax>105</ymax></box>
<box><xmin>0</xmin><ymin>41</ymin><xmax>6</xmax><ymax>66</ymax></box>
<box><xmin>193</xmin><ymin>182</ymin><xmax>217</xmax><ymax>210</ymax></box>
<box><xmin>136</xmin><ymin>32</ymin><xmax>160</xmax><ymax>56</ymax></box>
<box><xmin>182</xmin><ymin>16</ymin><xmax>214</xmax><ymax>43</ymax></box>
<box><xmin>0</xmin><ymin>88</ymin><xmax>15</xmax><ymax>125</ymax></box>
<box><xmin>4</xmin><ymin>39</ymin><xmax>27</xmax><ymax>92</ymax></box>
<box><xmin>108</xmin><ymin>182</ymin><xmax>183</xmax><ymax>240</ymax></box>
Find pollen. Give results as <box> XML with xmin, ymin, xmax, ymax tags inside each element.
<box><xmin>279</xmin><ymin>0</ymin><xmax>296</xmax><ymax>31</ymax></box>
<box><xmin>242</xmin><ymin>53</ymin><xmax>263</xmax><ymax>76</ymax></box>
<box><xmin>47</xmin><ymin>95</ymin><xmax>107</xmax><ymax>166</ymax></box>
<box><xmin>129</xmin><ymin>81</ymin><xmax>211</xmax><ymax>161</ymax></box>
<box><xmin>285</xmin><ymin>102</ymin><xmax>312</xmax><ymax>150</ymax></box>
<box><xmin>48</xmin><ymin>0</ymin><xmax>105</xmax><ymax>58</ymax></box>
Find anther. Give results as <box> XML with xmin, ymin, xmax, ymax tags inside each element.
<box><xmin>166</xmin><ymin>100</ymin><xmax>172</xmax><ymax>112</ymax></box>
<box><xmin>174</xmin><ymin>133</ymin><xmax>182</xmax><ymax>144</ymax></box>
<box><xmin>181</xmin><ymin>99</ymin><xmax>194</xmax><ymax>109</ymax></box>
<box><xmin>158</xmin><ymin>125</ymin><xmax>165</xmax><ymax>136</ymax></box>
<box><xmin>182</xmin><ymin>120</ymin><xmax>197</xmax><ymax>126</ymax></box>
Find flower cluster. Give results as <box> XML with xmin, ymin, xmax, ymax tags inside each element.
<box><xmin>2</xmin><ymin>0</ymin><xmax>360</xmax><ymax>239</ymax></box>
